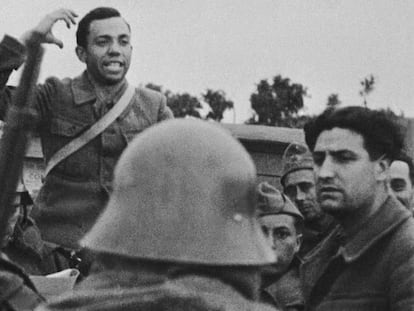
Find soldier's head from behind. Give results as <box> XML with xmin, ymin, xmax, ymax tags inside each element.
<box><xmin>75</xmin><ymin>7</ymin><xmax>132</xmax><ymax>86</ymax></box>
<box><xmin>389</xmin><ymin>152</ymin><xmax>414</xmax><ymax>211</ymax></box>
<box><xmin>81</xmin><ymin>119</ymin><xmax>274</xmax><ymax>296</ymax></box>
<box><xmin>256</xmin><ymin>182</ymin><xmax>303</xmax><ymax>276</ymax></box>
<box><xmin>304</xmin><ymin>106</ymin><xmax>404</xmax><ymax>223</ymax></box>
<box><xmin>281</xmin><ymin>142</ymin><xmax>322</xmax><ymax>223</ymax></box>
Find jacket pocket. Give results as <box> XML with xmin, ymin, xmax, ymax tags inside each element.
<box><xmin>50</xmin><ymin>116</ymin><xmax>89</xmax><ymax>137</ymax></box>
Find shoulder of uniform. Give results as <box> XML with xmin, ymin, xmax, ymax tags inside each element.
<box><xmin>136</xmin><ymin>86</ymin><xmax>165</xmax><ymax>103</ymax></box>
<box><xmin>43</xmin><ymin>76</ymin><xmax>71</xmax><ymax>87</ymax></box>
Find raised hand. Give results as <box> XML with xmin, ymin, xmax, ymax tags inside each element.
<box><xmin>22</xmin><ymin>9</ymin><xmax>78</xmax><ymax>48</ymax></box>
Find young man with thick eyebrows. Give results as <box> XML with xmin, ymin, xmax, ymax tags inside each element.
<box><xmin>302</xmin><ymin>106</ymin><xmax>414</xmax><ymax>310</ymax></box>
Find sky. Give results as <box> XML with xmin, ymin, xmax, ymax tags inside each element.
<box><xmin>1</xmin><ymin>0</ymin><xmax>413</xmax><ymax>123</ymax></box>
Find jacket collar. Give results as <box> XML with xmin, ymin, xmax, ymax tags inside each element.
<box><xmin>339</xmin><ymin>195</ymin><xmax>411</xmax><ymax>263</ymax></box>
<box><xmin>71</xmin><ymin>71</ymin><xmax>96</xmax><ymax>105</ymax></box>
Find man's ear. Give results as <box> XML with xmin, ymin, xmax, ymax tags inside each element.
<box><xmin>294</xmin><ymin>234</ymin><xmax>303</xmax><ymax>254</ymax></box>
<box><xmin>75</xmin><ymin>46</ymin><xmax>87</xmax><ymax>63</ymax></box>
<box><xmin>375</xmin><ymin>156</ymin><xmax>389</xmax><ymax>182</ymax></box>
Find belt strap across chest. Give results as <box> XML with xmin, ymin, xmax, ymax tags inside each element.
<box><xmin>44</xmin><ymin>84</ymin><xmax>136</xmax><ymax>176</ymax></box>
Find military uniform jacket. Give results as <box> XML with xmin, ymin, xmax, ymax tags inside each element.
<box><xmin>300</xmin><ymin>196</ymin><xmax>414</xmax><ymax>311</ymax></box>
<box><xmin>3</xmin><ymin>219</ymin><xmax>71</xmax><ymax>276</ymax></box>
<box><xmin>38</xmin><ymin>269</ymin><xmax>278</xmax><ymax>311</ymax></box>
<box><xmin>298</xmin><ymin>215</ymin><xmax>337</xmax><ymax>259</ymax></box>
<box><xmin>261</xmin><ymin>258</ymin><xmax>304</xmax><ymax>311</ymax></box>
<box><xmin>0</xmin><ymin>35</ymin><xmax>173</xmax><ymax>248</ymax></box>
<box><xmin>0</xmin><ymin>256</ymin><xmax>44</xmax><ymax>311</ymax></box>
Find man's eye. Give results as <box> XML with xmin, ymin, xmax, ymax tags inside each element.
<box><xmin>96</xmin><ymin>40</ymin><xmax>109</xmax><ymax>46</ymax></box>
<box><xmin>284</xmin><ymin>187</ymin><xmax>296</xmax><ymax>199</ymax></box>
<box><xmin>300</xmin><ymin>182</ymin><xmax>314</xmax><ymax>192</ymax></box>
<box><xmin>120</xmin><ymin>39</ymin><xmax>130</xmax><ymax>45</ymax></box>
<box><xmin>313</xmin><ymin>154</ymin><xmax>324</xmax><ymax>166</ymax></box>
<box><xmin>261</xmin><ymin>226</ymin><xmax>269</xmax><ymax>236</ymax></box>
<box><xmin>391</xmin><ymin>179</ymin><xmax>406</xmax><ymax>191</ymax></box>
<box><xmin>274</xmin><ymin>231</ymin><xmax>290</xmax><ymax>240</ymax></box>
<box><xmin>335</xmin><ymin>155</ymin><xmax>354</xmax><ymax>163</ymax></box>
<box><xmin>333</xmin><ymin>151</ymin><xmax>358</xmax><ymax>164</ymax></box>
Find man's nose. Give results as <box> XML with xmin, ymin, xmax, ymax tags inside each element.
<box><xmin>316</xmin><ymin>157</ymin><xmax>335</xmax><ymax>179</ymax></box>
<box><xmin>296</xmin><ymin>187</ymin><xmax>306</xmax><ymax>201</ymax></box>
<box><xmin>108</xmin><ymin>42</ymin><xmax>121</xmax><ymax>54</ymax></box>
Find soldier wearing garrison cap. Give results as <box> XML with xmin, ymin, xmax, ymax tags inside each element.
<box><xmin>257</xmin><ymin>182</ymin><xmax>304</xmax><ymax>311</ymax></box>
<box><xmin>281</xmin><ymin>142</ymin><xmax>337</xmax><ymax>258</ymax></box>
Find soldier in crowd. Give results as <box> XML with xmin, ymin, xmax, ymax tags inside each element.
<box><xmin>257</xmin><ymin>182</ymin><xmax>304</xmax><ymax>311</ymax></box>
<box><xmin>0</xmin><ymin>257</ymin><xmax>44</xmax><ymax>310</ymax></box>
<box><xmin>40</xmin><ymin>119</ymin><xmax>278</xmax><ymax>310</ymax></box>
<box><xmin>280</xmin><ymin>143</ymin><xmax>337</xmax><ymax>258</ymax></box>
<box><xmin>2</xmin><ymin>180</ymin><xmax>74</xmax><ymax>276</ymax></box>
<box><xmin>0</xmin><ymin>7</ymin><xmax>173</xmax><ymax>256</ymax></box>
<box><xmin>301</xmin><ymin>106</ymin><xmax>414</xmax><ymax>310</ymax></box>
<box><xmin>0</xmin><ymin>183</ymin><xmax>44</xmax><ymax>310</ymax></box>
<box><xmin>388</xmin><ymin>152</ymin><xmax>414</xmax><ymax>212</ymax></box>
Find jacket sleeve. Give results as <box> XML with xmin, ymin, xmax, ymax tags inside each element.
<box><xmin>0</xmin><ymin>35</ymin><xmax>26</xmax><ymax>119</ymax></box>
<box><xmin>157</xmin><ymin>93</ymin><xmax>174</xmax><ymax>121</ymax></box>
<box><xmin>389</xmin><ymin>220</ymin><xmax>414</xmax><ymax>310</ymax></box>
<box><xmin>0</xmin><ymin>35</ymin><xmax>54</xmax><ymax>126</ymax></box>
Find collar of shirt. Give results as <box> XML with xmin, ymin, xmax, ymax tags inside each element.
<box><xmin>70</xmin><ymin>71</ymin><xmax>128</xmax><ymax>107</ymax></box>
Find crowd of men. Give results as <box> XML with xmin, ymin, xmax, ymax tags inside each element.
<box><xmin>0</xmin><ymin>6</ymin><xmax>413</xmax><ymax>311</ymax></box>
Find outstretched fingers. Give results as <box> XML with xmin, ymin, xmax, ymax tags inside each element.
<box><xmin>33</xmin><ymin>8</ymin><xmax>78</xmax><ymax>48</ymax></box>
<box><xmin>58</xmin><ymin>9</ymin><xmax>78</xmax><ymax>29</ymax></box>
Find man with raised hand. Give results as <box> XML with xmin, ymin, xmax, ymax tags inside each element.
<box><xmin>0</xmin><ymin>8</ymin><xmax>173</xmax><ymax>254</ymax></box>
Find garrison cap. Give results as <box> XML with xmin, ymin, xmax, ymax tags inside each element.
<box><xmin>257</xmin><ymin>182</ymin><xmax>303</xmax><ymax>220</ymax></box>
<box><xmin>281</xmin><ymin>142</ymin><xmax>314</xmax><ymax>187</ymax></box>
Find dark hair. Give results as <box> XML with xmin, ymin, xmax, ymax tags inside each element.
<box><xmin>76</xmin><ymin>7</ymin><xmax>128</xmax><ymax>48</ymax></box>
<box><xmin>304</xmin><ymin>106</ymin><xmax>405</xmax><ymax>162</ymax></box>
<box><xmin>394</xmin><ymin>152</ymin><xmax>414</xmax><ymax>184</ymax></box>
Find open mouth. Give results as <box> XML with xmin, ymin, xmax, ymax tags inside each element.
<box><xmin>103</xmin><ymin>61</ymin><xmax>124</xmax><ymax>71</ymax></box>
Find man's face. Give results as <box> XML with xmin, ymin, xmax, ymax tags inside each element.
<box><xmin>259</xmin><ymin>214</ymin><xmax>301</xmax><ymax>275</ymax></box>
<box><xmin>389</xmin><ymin>160</ymin><xmax>414</xmax><ymax>209</ymax></box>
<box><xmin>313</xmin><ymin>128</ymin><xmax>381</xmax><ymax>216</ymax></box>
<box><xmin>77</xmin><ymin>17</ymin><xmax>132</xmax><ymax>85</ymax></box>
<box><xmin>283</xmin><ymin>169</ymin><xmax>321</xmax><ymax>222</ymax></box>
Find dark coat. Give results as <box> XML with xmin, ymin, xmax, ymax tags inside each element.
<box><xmin>301</xmin><ymin>196</ymin><xmax>414</xmax><ymax>311</ymax></box>
<box><xmin>3</xmin><ymin>219</ymin><xmax>71</xmax><ymax>276</ymax></box>
<box><xmin>38</xmin><ymin>269</ymin><xmax>278</xmax><ymax>311</ymax></box>
<box><xmin>0</xmin><ymin>35</ymin><xmax>173</xmax><ymax>248</ymax></box>
<box><xmin>261</xmin><ymin>258</ymin><xmax>304</xmax><ymax>311</ymax></box>
<box><xmin>298</xmin><ymin>215</ymin><xmax>337</xmax><ymax>259</ymax></box>
<box><xmin>0</xmin><ymin>256</ymin><xmax>44</xmax><ymax>310</ymax></box>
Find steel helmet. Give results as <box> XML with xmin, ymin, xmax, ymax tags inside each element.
<box><xmin>82</xmin><ymin>119</ymin><xmax>275</xmax><ymax>265</ymax></box>
<box><xmin>280</xmin><ymin>142</ymin><xmax>314</xmax><ymax>187</ymax></box>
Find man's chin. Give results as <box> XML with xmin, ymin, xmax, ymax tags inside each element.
<box><xmin>104</xmin><ymin>76</ymin><xmax>125</xmax><ymax>85</ymax></box>
<box><xmin>320</xmin><ymin>200</ymin><xmax>342</xmax><ymax>213</ymax></box>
